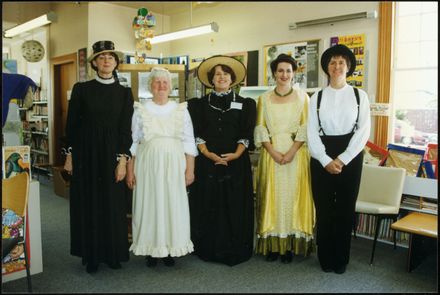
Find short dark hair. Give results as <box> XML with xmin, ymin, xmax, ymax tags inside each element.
<box><xmin>325</xmin><ymin>54</ymin><xmax>351</xmax><ymax>73</ymax></box>
<box><xmin>207</xmin><ymin>64</ymin><xmax>237</xmax><ymax>86</ymax></box>
<box><xmin>90</xmin><ymin>52</ymin><xmax>120</xmax><ymax>72</ymax></box>
<box><xmin>270</xmin><ymin>53</ymin><xmax>298</xmax><ymax>77</ymax></box>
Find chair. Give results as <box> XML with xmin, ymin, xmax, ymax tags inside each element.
<box><xmin>354</xmin><ymin>164</ymin><xmax>406</xmax><ymax>265</ymax></box>
<box><xmin>2</xmin><ymin>172</ymin><xmax>32</xmax><ymax>292</ymax></box>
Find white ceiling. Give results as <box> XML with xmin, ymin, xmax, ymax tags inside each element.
<box><xmin>111</xmin><ymin>2</ymin><xmax>196</xmax><ymax>16</ymax></box>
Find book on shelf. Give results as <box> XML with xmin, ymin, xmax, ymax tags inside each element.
<box><xmin>364</xmin><ymin>141</ymin><xmax>388</xmax><ymax>166</ymax></box>
<box><xmin>385</xmin><ymin>144</ymin><xmax>425</xmax><ymax>176</ymax></box>
<box><xmin>355</xmin><ymin>213</ymin><xmax>410</xmax><ymax>244</ymax></box>
<box><xmin>2</xmin><ymin>145</ymin><xmax>32</xmax><ymax>179</ymax></box>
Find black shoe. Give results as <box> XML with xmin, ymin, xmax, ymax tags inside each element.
<box><xmin>280</xmin><ymin>252</ymin><xmax>293</xmax><ymax>264</ymax></box>
<box><xmin>146</xmin><ymin>256</ymin><xmax>158</xmax><ymax>267</ymax></box>
<box><xmin>86</xmin><ymin>263</ymin><xmax>98</xmax><ymax>273</ymax></box>
<box><xmin>322</xmin><ymin>267</ymin><xmax>333</xmax><ymax>273</ymax></box>
<box><xmin>107</xmin><ymin>262</ymin><xmax>122</xmax><ymax>269</ymax></box>
<box><xmin>162</xmin><ymin>256</ymin><xmax>175</xmax><ymax>267</ymax></box>
<box><xmin>334</xmin><ymin>265</ymin><xmax>346</xmax><ymax>274</ymax></box>
<box><xmin>265</xmin><ymin>252</ymin><xmax>279</xmax><ymax>262</ymax></box>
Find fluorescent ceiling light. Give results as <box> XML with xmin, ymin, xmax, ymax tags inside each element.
<box><xmin>150</xmin><ymin>22</ymin><xmax>218</xmax><ymax>44</ymax></box>
<box><xmin>4</xmin><ymin>12</ymin><xmax>57</xmax><ymax>38</ymax></box>
<box><xmin>289</xmin><ymin>11</ymin><xmax>377</xmax><ymax>29</ymax></box>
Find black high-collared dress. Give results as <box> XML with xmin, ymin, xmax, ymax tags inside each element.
<box><xmin>188</xmin><ymin>91</ymin><xmax>256</xmax><ymax>266</ymax></box>
<box><xmin>66</xmin><ymin>79</ymin><xmax>134</xmax><ymax>266</ymax></box>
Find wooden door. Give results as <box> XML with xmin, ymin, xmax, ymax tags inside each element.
<box><xmin>51</xmin><ymin>53</ymin><xmax>77</xmax><ymax>166</ymax></box>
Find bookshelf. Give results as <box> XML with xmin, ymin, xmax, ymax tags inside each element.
<box><xmin>19</xmin><ymin>88</ymin><xmax>52</xmax><ymax>177</ymax></box>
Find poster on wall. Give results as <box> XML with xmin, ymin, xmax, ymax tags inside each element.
<box><xmin>77</xmin><ymin>48</ymin><xmax>87</xmax><ymax>82</ymax></box>
<box><xmin>2</xmin><ymin>60</ymin><xmax>18</xmax><ymax>74</ymax></box>
<box><xmin>330</xmin><ymin>34</ymin><xmax>366</xmax><ymax>89</ymax></box>
<box><xmin>263</xmin><ymin>39</ymin><xmax>320</xmax><ymax>89</ymax></box>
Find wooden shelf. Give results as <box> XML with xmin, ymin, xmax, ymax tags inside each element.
<box><xmin>32</xmin><ymin>115</ymin><xmax>49</xmax><ymax>119</ymax></box>
<box><xmin>31</xmin><ymin>149</ymin><xmax>49</xmax><ymax>155</ymax></box>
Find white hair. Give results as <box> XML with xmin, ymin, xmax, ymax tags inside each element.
<box><xmin>147</xmin><ymin>67</ymin><xmax>172</xmax><ymax>94</ymax></box>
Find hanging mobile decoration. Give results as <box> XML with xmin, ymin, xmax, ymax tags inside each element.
<box><xmin>132</xmin><ymin>8</ymin><xmax>156</xmax><ymax>63</ymax></box>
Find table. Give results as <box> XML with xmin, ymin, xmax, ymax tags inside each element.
<box><xmin>391</xmin><ymin>212</ymin><xmax>437</xmax><ymax>272</ymax></box>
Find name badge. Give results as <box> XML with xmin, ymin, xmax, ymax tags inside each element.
<box><xmin>230</xmin><ymin>102</ymin><xmax>242</xmax><ymax>110</ymax></box>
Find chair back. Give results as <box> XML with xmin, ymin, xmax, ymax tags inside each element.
<box><xmin>2</xmin><ymin>172</ymin><xmax>30</xmax><ymax>217</ymax></box>
<box><xmin>357</xmin><ymin>164</ymin><xmax>406</xmax><ymax>209</ymax></box>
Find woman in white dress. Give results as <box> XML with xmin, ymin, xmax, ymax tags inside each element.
<box><xmin>126</xmin><ymin>67</ymin><xmax>198</xmax><ymax>267</ymax></box>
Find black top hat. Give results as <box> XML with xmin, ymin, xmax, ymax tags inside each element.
<box><xmin>270</xmin><ymin>53</ymin><xmax>298</xmax><ymax>76</ymax></box>
<box><xmin>87</xmin><ymin>40</ymin><xmax>123</xmax><ymax>62</ymax></box>
<box><xmin>320</xmin><ymin>44</ymin><xmax>356</xmax><ymax>77</ymax></box>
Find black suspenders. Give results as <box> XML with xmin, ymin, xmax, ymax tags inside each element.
<box><xmin>317</xmin><ymin>87</ymin><xmax>360</xmax><ymax>136</ymax></box>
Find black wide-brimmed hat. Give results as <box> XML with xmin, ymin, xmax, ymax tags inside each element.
<box><xmin>87</xmin><ymin>40</ymin><xmax>123</xmax><ymax>62</ymax></box>
<box><xmin>320</xmin><ymin>44</ymin><xmax>356</xmax><ymax>77</ymax></box>
<box><xmin>197</xmin><ymin>55</ymin><xmax>246</xmax><ymax>88</ymax></box>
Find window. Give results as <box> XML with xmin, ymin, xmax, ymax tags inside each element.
<box><xmin>391</xmin><ymin>2</ymin><xmax>438</xmax><ymax>147</ymax></box>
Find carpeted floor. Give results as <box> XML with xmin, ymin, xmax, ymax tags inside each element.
<box><xmin>2</xmin><ymin>178</ymin><xmax>438</xmax><ymax>293</ymax></box>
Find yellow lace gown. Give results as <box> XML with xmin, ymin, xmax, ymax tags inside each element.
<box><xmin>254</xmin><ymin>89</ymin><xmax>315</xmax><ymax>256</ymax></box>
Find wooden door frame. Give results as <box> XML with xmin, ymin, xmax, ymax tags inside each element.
<box><xmin>51</xmin><ymin>52</ymin><xmax>77</xmax><ymax>166</ymax></box>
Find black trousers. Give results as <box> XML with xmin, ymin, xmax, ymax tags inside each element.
<box><xmin>310</xmin><ymin>133</ymin><xmax>363</xmax><ymax>270</ymax></box>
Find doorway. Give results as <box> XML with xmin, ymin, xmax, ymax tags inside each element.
<box><xmin>51</xmin><ymin>53</ymin><xmax>77</xmax><ymax>166</ymax></box>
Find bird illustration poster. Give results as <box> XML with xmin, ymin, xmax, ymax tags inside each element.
<box><xmin>2</xmin><ymin>146</ymin><xmax>31</xmax><ymax>179</ymax></box>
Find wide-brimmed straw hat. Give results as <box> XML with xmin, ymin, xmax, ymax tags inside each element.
<box><xmin>197</xmin><ymin>55</ymin><xmax>246</xmax><ymax>88</ymax></box>
<box><xmin>320</xmin><ymin>44</ymin><xmax>356</xmax><ymax>77</ymax></box>
<box><xmin>87</xmin><ymin>40</ymin><xmax>123</xmax><ymax>62</ymax></box>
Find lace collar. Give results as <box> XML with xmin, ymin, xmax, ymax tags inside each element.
<box><xmin>211</xmin><ymin>89</ymin><xmax>232</xmax><ymax>97</ymax></box>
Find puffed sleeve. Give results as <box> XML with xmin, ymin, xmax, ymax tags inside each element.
<box><xmin>187</xmin><ymin>97</ymin><xmax>205</xmax><ymax>144</ymax></box>
<box><xmin>254</xmin><ymin>94</ymin><xmax>271</xmax><ymax>148</ymax></box>
<box><xmin>65</xmin><ymin>82</ymin><xmax>83</xmax><ymax>153</ymax></box>
<box><xmin>183</xmin><ymin>108</ymin><xmax>198</xmax><ymax>156</ymax></box>
<box><xmin>294</xmin><ymin>91</ymin><xmax>310</xmax><ymax>142</ymax></box>
<box><xmin>117</xmin><ymin>87</ymin><xmax>134</xmax><ymax>158</ymax></box>
<box><xmin>238</xmin><ymin>97</ymin><xmax>257</xmax><ymax>150</ymax></box>
<box><xmin>129</xmin><ymin>102</ymin><xmax>144</xmax><ymax>156</ymax></box>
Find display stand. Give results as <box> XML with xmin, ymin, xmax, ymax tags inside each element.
<box><xmin>2</xmin><ymin>180</ymin><xmax>43</xmax><ymax>282</ymax></box>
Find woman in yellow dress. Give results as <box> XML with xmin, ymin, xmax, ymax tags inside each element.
<box><xmin>254</xmin><ymin>53</ymin><xmax>315</xmax><ymax>263</ymax></box>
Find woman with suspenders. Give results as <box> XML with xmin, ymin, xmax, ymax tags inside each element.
<box><xmin>307</xmin><ymin>44</ymin><xmax>371</xmax><ymax>274</ymax></box>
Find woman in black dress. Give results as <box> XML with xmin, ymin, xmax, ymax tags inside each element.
<box><xmin>64</xmin><ymin>41</ymin><xmax>134</xmax><ymax>273</ymax></box>
<box><xmin>188</xmin><ymin>55</ymin><xmax>256</xmax><ymax>266</ymax></box>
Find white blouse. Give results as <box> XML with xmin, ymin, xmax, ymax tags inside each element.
<box><xmin>307</xmin><ymin>84</ymin><xmax>371</xmax><ymax>167</ymax></box>
<box><xmin>130</xmin><ymin>100</ymin><xmax>198</xmax><ymax>157</ymax></box>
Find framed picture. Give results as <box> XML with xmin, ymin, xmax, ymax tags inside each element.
<box><xmin>77</xmin><ymin>48</ymin><xmax>87</xmax><ymax>82</ymax></box>
<box><xmin>225</xmin><ymin>51</ymin><xmax>248</xmax><ymax>87</ymax></box>
<box><xmin>263</xmin><ymin>39</ymin><xmax>320</xmax><ymax>89</ymax></box>
<box><xmin>117</xmin><ymin>72</ymin><xmax>131</xmax><ymax>88</ymax></box>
